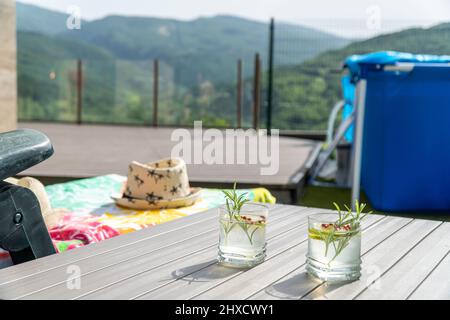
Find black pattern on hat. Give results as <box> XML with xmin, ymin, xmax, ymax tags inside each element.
<box><xmin>134</xmin><ymin>174</ymin><xmax>144</xmax><ymax>187</ymax></box>
<box><xmin>170</xmin><ymin>185</ymin><xmax>179</xmax><ymax>195</ymax></box>
<box><xmin>123</xmin><ymin>193</ymin><xmax>136</xmax><ymax>204</ymax></box>
<box><xmin>147</xmin><ymin>169</ymin><xmax>164</xmax><ymax>183</ymax></box>
<box><xmin>145</xmin><ymin>192</ymin><xmax>163</xmax><ymax>201</ymax></box>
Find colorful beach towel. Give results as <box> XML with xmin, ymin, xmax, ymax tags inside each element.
<box><xmin>0</xmin><ymin>175</ymin><xmax>275</xmax><ymax>268</ymax></box>
<box><xmin>46</xmin><ymin>174</ymin><xmax>275</xmax><ymax>235</ymax></box>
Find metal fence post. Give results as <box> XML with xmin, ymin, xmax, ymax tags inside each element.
<box><xmin>76</xmin><ymin>59</ymin><xmax>83</xmax><ymax>125</ymax></box>
<box><xmin>236</xmin><ymin>59</ymin><xmax>243</xmax><ymax>128</ymax></box>
<box><xmin>153</xmin><ymin>59</ymin><xmax>159</xmax><ymax>127</ymax></box>
<box><xmin>253</xmin><ymin>53</ymin><xmax>261</xmax><ymax>130</ymax></box>
<box><xmin>267</xmin><ymin>17</ymin><xmax>275</xmax><ymax>135</ymax></box>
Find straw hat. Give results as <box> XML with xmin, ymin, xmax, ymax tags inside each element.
<box><xmin>5</xmin><ymin>177</ymin><xmax>67</xmax><ymax>229</ymax></box>
<box><xmin>112</xmin><ymin>157</ymin><xmax>201</xmax><ymax>210</ymax></box>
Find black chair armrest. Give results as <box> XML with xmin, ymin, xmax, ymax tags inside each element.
<box><xmin>0</xmin><ymin>129</ymin><xmax>54</xmax><ymax>180</ymax></box>
<box><xmin>0</xmin><ymin>129</ymin><xmax>56</xmax><ymax>265</ymax></box>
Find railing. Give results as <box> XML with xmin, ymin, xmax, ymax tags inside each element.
<box><xmin>18</xmin><ymin>17</ymin><xmax>447</xmax><ymax>134</ymax></box>
<box><xmin>17</xmin><ymin>18</ymin><xmax>340</xmax><ymax>132</ymax></box>
<box><xmin>18</xmin><ymin>55</ymin><xmax>264</xmax><ymax>129</ymax></box>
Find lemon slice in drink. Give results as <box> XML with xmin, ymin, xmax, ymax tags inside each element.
<box><xmin>308</xmin><ymin>223</ymin><xmax>353</xmax><ymax>241</ymax></box>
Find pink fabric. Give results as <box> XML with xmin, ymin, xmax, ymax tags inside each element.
<box><xmin>0</xmin><ymin>213</ymin><xmax>121</xmax><ymax>268</ymax></box>
<box><xmin>50</xmin><ymin>213</ymin><xmax>120</xmax><ymax>245</ymax></box>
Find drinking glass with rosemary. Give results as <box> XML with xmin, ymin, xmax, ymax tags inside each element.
<box><xmin>218</xmin><ymin>183</ymin><xmax>268</xmax><ymax>268</ymax></box>
<box><xmin>306</xmin><ymin>202</ymin><xmax>371</xmax><ymax>282</ymax></box>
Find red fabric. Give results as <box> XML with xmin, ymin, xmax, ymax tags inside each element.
<box><xmin>50</xmin><ymin>214</ymin><xmax>120</xmax><ymax>245</ymax></box>
<box><xmin>0</xmin><ymin>213</ymin><xmax>120</xmax><ymax>267</ymax></box>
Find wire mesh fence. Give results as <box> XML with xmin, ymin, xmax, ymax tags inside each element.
<box><xmin>17</xmin><ymin>18</ymin><xmax>450</xmax><ymax>132</ymax></box>
<box><xmin>18</xmin><ymin>58</ymin><xmax>76</xmax><ymax>122</ymax></box>
<box><xmin>17</xmin><ymin>56</ymin><xmax>260</xmax><ymax>128</ymax></box>
<box><xmin>270</xmin><ymin>18</ymin><xmax>450</xmax><ymax>131</ymax></box>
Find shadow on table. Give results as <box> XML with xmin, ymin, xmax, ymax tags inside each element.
<box><xmin>169</xmin><ymin>260</ymin><xmax>242</xmax><ymax>284</ymax></box>
<box><xmin>261</xmin><ymin>270</ymin><xmax>351</xmax><ymax>300</ymax></box>
<box><xmin>261</xmin><ymin>271</ymin><xmax>319</xmax><ymax>299</ymax></box>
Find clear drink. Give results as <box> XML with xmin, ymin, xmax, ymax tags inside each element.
<box><xmin>218</xmin><ymin>203</ymin><xmax>268</xmax><ymax>268</ymax></box>
<box><xmin>306</xmin><ymin>213</ymin><xmax>361</xmax><ymax>282</ymax></box>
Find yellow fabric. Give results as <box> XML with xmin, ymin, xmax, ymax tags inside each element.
<box><xmin>96</xmin><ymin>189</ymin><xmax>276</xmax><ymax>234</ymax></box>
<box><xmin>252</xmin><ymin>188</ymin><xmax>277</xmax><ymax>204</ymax></box>
<box><xmin>97</xmin><ymin>197</ymin><xmax>213</xmax><ymax>234</ymax></box>
<box><xmin>45</xmin><ymin>175</ymin><xmax>277</xmax><ymax>236</ymax></box>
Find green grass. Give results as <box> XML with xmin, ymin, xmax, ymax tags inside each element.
<box><xmin>299</xmin><ymin>186</ymin><xmax>450</xmax><ymax>222</ymax></box>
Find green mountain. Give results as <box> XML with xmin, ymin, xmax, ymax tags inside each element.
<box><xmin>16</xmin><ymin>2</ymin><xmax>83</xmax><ymax>35</ymax></box>
<box><xmin>18</xmin><ymin>31</ymin><xmax>112</xmax><ymax>61</ymax></box>
<box><xmin>271</xmin><ymin>23</ymin><xmax>450</xmax><ymax>130</ymax></box>
<box><xmin>16</xmin><ymin>1</ymin><xmax>350</xmax><ymax>126</ymax></box>
<box><xmin>16</xmin><ymin>2</ymin><xmax>450</xmax><ymax>130</ymax></box>
<box><xmin>60</xmin><ymin>14</ymin><xmax>349</xmax><ymax>84</ymax></box>
<box><xmin>16</xmin><ymin>2</ymin><xmax>349</xmax><ymax>85</ymax></box>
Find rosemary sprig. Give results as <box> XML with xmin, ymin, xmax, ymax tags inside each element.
<box><xmin>315</xmin><ymin>200</ymin><xmax>371</xmax><ymax>263</ymax></box>
<box><xmin>222</xmin><ymin>182</ymin><xmax>249</xmax><ymax>218</ymax></box>
<box><xmin>220</xmin><ymin>183</ymin><xmax>264</xmax><ymax>245</ymax></box>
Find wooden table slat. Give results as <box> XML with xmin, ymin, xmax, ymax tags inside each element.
<box><xmin>356</xmin><ymin>223</ymin><xmax>450</xmax><ymax>300</ymax></box>
<box><xmin>408</xmin><ymin>250</ymin><xmax>450</xmax><ymax>300</ymax></box>
<box><xmin>192</xmin><ymin>215</ymin><xmax>391</xmax><ymax>300</ymax></box>
<box><xmin>2</xmin><ymin>204</ymin><xmax>299</xmax><ymax>290</ymax></box>
<box><xmin>80</xmin><ymin>207</ymin><xmax>316</xmax><ymax>300</ymax></box>
<box><xmin>0</xmin><ymin>204</ymin><xmax>448</xmax><ymax>300</ymax></box>
<box><xmin>18</xmin><ymin>206</ymin><xmax>309</xmax><ymax>299</ymax></box>
<box><xmin>192</xmin><ymin>216</ymin><xmax>386</xmax><ymax>300</ymax></box>
<box><xmin>302</xmin><ymin>219</ymin><xmax>442</xmax><ymax>300</ymax></box>
<box><xmin>0</xmin><ymin>207</ymin><xmax>223</xmax><ymax>282</ymax></box>
<box><xmin>134</xmin><ymin>207</ymin><xmax>316</xmax><ymax>300</ymax></box>
<box><xmin>249</xmin><ymin>216</ymin><xmax>413</xmax><ymax>300</ymax></box>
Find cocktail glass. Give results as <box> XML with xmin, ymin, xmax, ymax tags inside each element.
<box><xmin>218</xmin><ymin>202</ymin><xmax>268</xmax><ymax>268</ymax></box>
<box><xmin>306</xmin><ymin>213</ymin><xmax>361</xmax><ymax>282</ymax></box>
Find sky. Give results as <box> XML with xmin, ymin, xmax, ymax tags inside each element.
<box><xmin>18</xmin><ymin>0</ymin><xmax>450</xmax><ymax>38</ymax></box>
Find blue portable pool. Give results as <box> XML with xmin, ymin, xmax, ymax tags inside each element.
<box><xmin>345</xmin><ymin>51</ymin><xmax>450</xmax><ymax>212</ymax></box>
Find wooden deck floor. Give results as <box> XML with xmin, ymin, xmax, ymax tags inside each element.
<box><xmin>18</xmin><ymin>122</ymin><xmax>321</xmax><ymax>202</ymax></box>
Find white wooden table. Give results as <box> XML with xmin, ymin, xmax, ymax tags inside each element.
<box><xmin>0</xmin><ymin>204</ymin><xmax>449</xmax><ymax>300</ymax></box>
